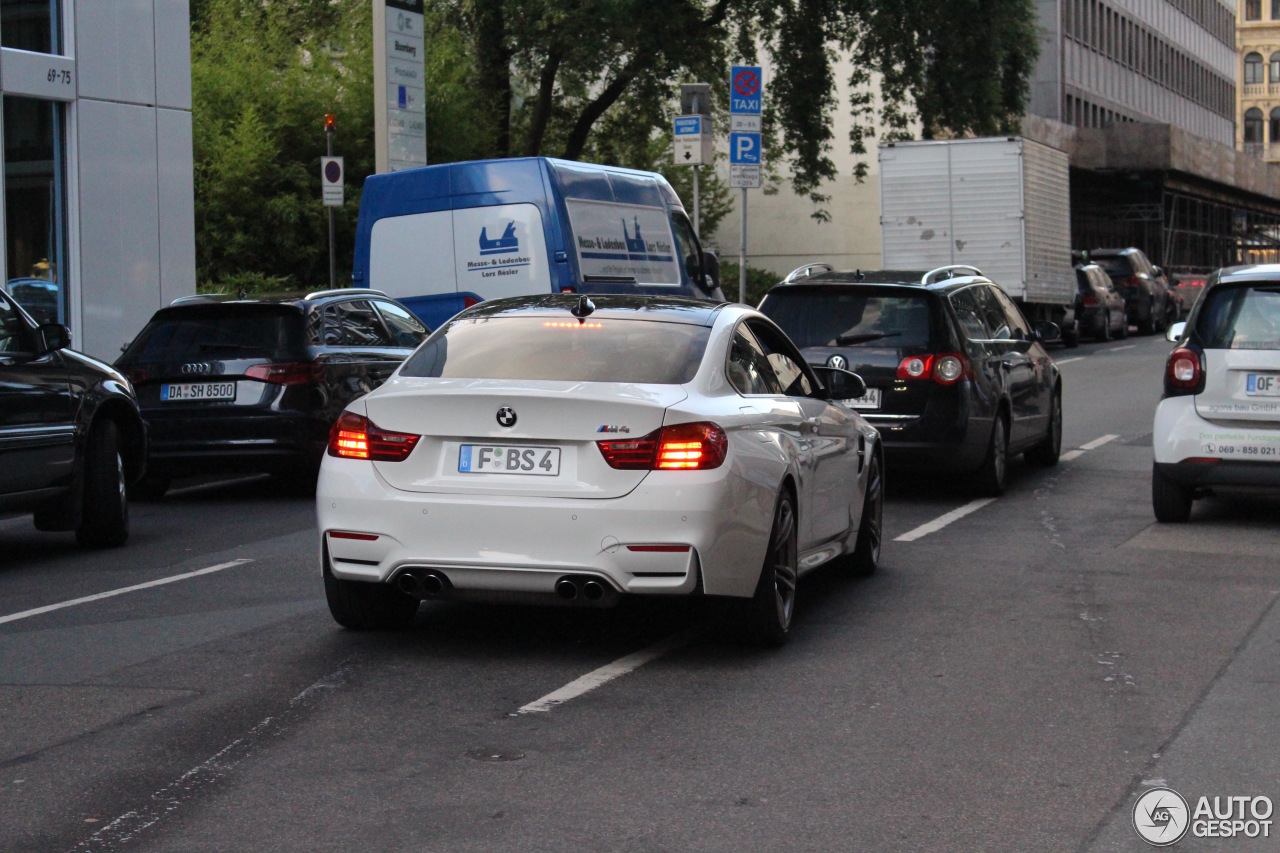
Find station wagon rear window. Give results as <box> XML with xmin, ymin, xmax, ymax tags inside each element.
<box><xmin>120</xmin><ymin>307</ymin><xmax>304</xmax><ymax>363</ymax></box>
<box><xmin>1195</xmin><ymin>285</ymin><xmax>1280</xmax><ymax>350</ymax></box>
<box><xmin>399</xmin><ymin>317</ymin><xmax>710</xmax><ymax>384</ymax></box>
<box><xmin>760</xmin><ymin>290</ymin><xmax>933</xmax><ymax>349</ymax></box>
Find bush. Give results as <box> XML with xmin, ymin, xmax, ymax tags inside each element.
<box><xmin>718</xmin><ymin>262</ymin><xmax>782</xmax><ymax>307</ymax></box>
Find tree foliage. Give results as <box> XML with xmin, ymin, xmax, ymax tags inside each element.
<box><xmin>190</xmin><ymin>0</ymin><xmax>1038</xmax><ymax>284</ymax></box>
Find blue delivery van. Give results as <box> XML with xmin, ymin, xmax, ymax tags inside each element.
<box><xmin>351</xmin><ymin>157</ymin><xmax>723</xmax><ymax>329</ymax></box>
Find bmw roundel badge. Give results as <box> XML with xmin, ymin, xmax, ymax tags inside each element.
<box><xmin>496</xmin><ymin>407</ymin><xmax>517</xmax><ymax>428</ymax></box>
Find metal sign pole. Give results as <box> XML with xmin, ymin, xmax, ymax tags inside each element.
<box><xmin>326</xmin><ymin>123</ymin><xmax>337</xmax><ymax>289</ymax></box>
<box><xmin>739</xmin><ymin>187</ymin><xmax>747</xmax><ymax>304</ymax></box>
<box><xmin>693</xmin><ymin>167</ymin><xmax>700</xmax><ymax>234</ymax></box>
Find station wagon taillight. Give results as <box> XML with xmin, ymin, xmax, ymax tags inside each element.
<box><xmin>328</xmin><ymin>411</ymin><xmax>420</xmax><ymax>461</ymax></box>
<box><xmin>1164</xmin><ymin>347</ymin><xmax>1204</xmax><ymax>397</ymax></box>
<box><xmin>598</xmin><ymin>422</ymin><xmax>727</xmax><ymax>471</ymax></box>
<box><xmin>1082</xmin><ymin>294</ymin><xmax>1098</xmax><ymax>307</ymax></box>
<box><xmin>246</xmin><ymin>361</ymin><xmax>321</xmax><ymax>385</ymax></box>
<box><xmin>897</xmin><ymin>353</ymin><xmax>968</xmax><ymax>385</ymax></box>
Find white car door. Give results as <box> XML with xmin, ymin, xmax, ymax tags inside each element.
<box><xmin>746</xmin><ymin>319</ymin><xmax>862</xmax><ymax>547</ymax></box>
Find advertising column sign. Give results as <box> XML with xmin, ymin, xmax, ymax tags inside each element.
<box><xmin>374</xmin><ymin>0</ymin><xmax>427</xmax><ymax>173</ymax></box>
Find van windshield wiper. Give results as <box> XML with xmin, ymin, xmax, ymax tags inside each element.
<box><xmin>833</xmin><ymin>332</ymin><xmax>901</xmax><ymax>345</ymax></box>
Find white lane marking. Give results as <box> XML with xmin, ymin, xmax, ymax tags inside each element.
<box><xmin>1060</xmin><ymin>449</ymin><xmax>1085</xmax><ymax>462</ymax></box>
<box><xmin>893</xmin><ymin>498</ymin><xmax>997</xmax><ymax>543</ymax></box>
<box><xmin>72</xmin><ymin>661</ymin><xmax>351</xmax><ymax>851</ymax></box>
<box><xmin>1056</xmin><ymin>356</ymin><xmax>1085</xmax><ymax>365</ymax></box>
<box><xmin>518</xmin><ymin>630</ymin><xmax>695</xmax><ymax>714</ymax></box>
<box><xmin>166</xmin><ymin>475</ymin><xmax>270</xmax><ymax>498</ymax></box>
<box><xmin>1080</xmin><ymin>434</ymin><xmax>1120</xmax><ymax>451</ymax></box>
<box><xmin>1106</xmin><ymin>344</ymin><xmax>1137</xmax><ymax>352</ymax></box>
<box><xmin>0</xmin><ymin>559</ymin><xmax>254</xmax><ymax>626</ymax></box>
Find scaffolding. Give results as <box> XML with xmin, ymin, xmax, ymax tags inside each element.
<box><xmin>1070</xmin><ymin>170</ymin><xmax>1280</xmax><ymax>273</ymax></box>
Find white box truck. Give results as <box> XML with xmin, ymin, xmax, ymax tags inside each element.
<box><xmin>879</xmin><ymin>137</ymin><xmax>1076</xmax><ymax>337</ymax></box>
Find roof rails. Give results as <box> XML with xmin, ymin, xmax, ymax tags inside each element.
<box><xmin>783</xmin><ymin>263</ymin><xmax>834</xmax><ymax>283</ymax></box>
<box><xmin>169</xmin><ymin>295</ymin><xmax>213</xmax><ymax>305</ymax></box>
<box><xmin>921</xmin><ymin>265</ymin><xmax>983</xmax><ymax>286</ymax></box>
<box><xmin>304</xmin><ymin>288</ymin><xmax>389</xmax><ymax>300</ymax></box>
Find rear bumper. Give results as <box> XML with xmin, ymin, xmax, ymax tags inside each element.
<box><xmin>315</xmin><ymin>454</ymin><xmax>777</xmax><ymax>600</ymax></box>
<box><xmin>1155</xmin><ymin>460</ymin><xmax>1280</xmax><ymax>488</ymax></box>
<box><xmin>865</xmin><ymin>386</ymin><xmax>987</xmax><ymax>472</ymax></box>
<box><xmin>143</xmin><ymin>410</ymin><xmax>325</xmax><ymax>473</ymax></box>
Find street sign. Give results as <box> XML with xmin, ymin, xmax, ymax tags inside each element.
<box><xmin>730</xmin><ymin>114</ymin><xmax>761</xmax><ymax>133</ymax></box>
<box><xmin>674</xmin><ymin>116</ymin><xmax>702</xmax><ymax>165</ymax></box>
<box><xmin>730</xmin><ymin>165</ymin><xmax>761</xmax><ymax>188</ymax></box>
<box><xmin>730</xmin><ymin>132</ymin><xmax>762</xmax><ymax>165</ymax></box>
<box><xmin>374</xmin><ymin>0</ymin><xmax>427</xmax><ymax>173</ymax></box>
<box><xmin>321</xmin><ymin>156</ymin><xmax>344</xmax><ymax>206</ymax></box>
<box><xmin>730</xmin><ymin>65</ymin><xmax>763</xmax><ymax>114</ymax></box>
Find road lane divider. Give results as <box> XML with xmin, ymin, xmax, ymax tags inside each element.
<box><xmin>0</xmin><ymin>559</ymin><xmax>254</xmax><ymax>626</ymax></box>
<box><xmin>1055</xmin><ymin>356</ymin><xmax>1085</xmax><ymax>366</ymax></box>
<box><xmin>518</xmin><ymin>629</ymin><xmax>696</xmax><ymax>714</ymax></box>
<box><xmin>893</xmin><ymin>498</ymin><xmax>997</xmax><ymax>543</ymax></box>
<box><xmin>1106</xmin><ymin>344</ymin><xmax>1137</xmax><ymax>352</ymax></box>
<box><xmin>1060</xmin><ymin>433</ymin><xmax>1120</xmax><ymax>462</ymax></box>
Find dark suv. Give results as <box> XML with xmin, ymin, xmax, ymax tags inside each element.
<box><xmin>115</xmin><ymin>289</ymin><xmax>429</xmax><ymax>497</ymax></box>
<box><xmin>1087</xmin><ymin>248</ymin><xmax>1171</xmax><ymax>335</ymax></box>
<box><xmin>758</xmin><ymin>266</ymin><xmax>1062</xmax><ymax>495</ymax></box>
<box><xmin>0</xmin><ymin>291</ymin><xmax>146</xmax><ymax>546</ymax></box>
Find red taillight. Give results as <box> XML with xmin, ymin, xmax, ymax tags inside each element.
<box><xmin>463</xmin><ymin>296</ymin><xmax>481</xmax><ymax>308</ymax></box>
<box><xmin>328</xmin><ymin>531</ymin><xmax>379</xmax><ymax>541</ymax></box>
<box><xmin>897</xmin><ymin>353</ymin><xmax>967</xmax><ymax>385</ymax></box>
<box><xmin>246</xmin><ymin>361</ymin><xmax>320</xmax><ymax>385</ymax></box>
<box><xmin>122</xmin><ymin>367</ymin><xmax>149</xmax><ymax>384</ymax></box>
<box><xmin>327</xmin><ymin>411</ymin><xmax>420</xmax><ymax>461</ymax></box>
<box><xmin>560</xmin><ymin>286</ymin><xmax>577</xmax><ymax>293</ymax></box>
<box><xmin>626</xmin><ymin>544</ymin><xmax>692</xmax><ymax>552</ymax></box>
<box><xmin>1165</xmin><ymin>347</ymin><xmax>1203</xmax><ymax>394</ymax></box>
<box><xmin>897</xmin><ymin>354</ymin><xmax>933</xmax><ymax>379</ymax></box>
<box><xmin>1082</xmin><ymin>294</ymin><xmax>1098</xmax><ymax>307</ymax></box>
<box><xmin>597</xmin><ymin>422</ymin><xmax>727</xmax><ymax>471</ymax></box>
<box><xmin>1126</xmin><ymin>275</ymin><xmax>1141</xmax><ymax>288</ymax></box>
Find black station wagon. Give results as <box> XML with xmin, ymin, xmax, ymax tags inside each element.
<box><xmin>759</xmin><ymin>266</ymin><xmax>1063</xmax><ymax>495</ymax></box>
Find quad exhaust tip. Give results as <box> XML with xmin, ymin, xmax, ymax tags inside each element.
<box><xmin>555</xmin><ymin>578</ymin><xmax>579</xmax><ymax>600</ymax></box>
<box><xmin>555</xmin><ymin>575</ymin><xmax>612</xmax><ymax>605</ymax></box>
<box><xmin>394</xmin><ymin>569</ymin><xmax>450</xmax><ymax>599</ymax></box>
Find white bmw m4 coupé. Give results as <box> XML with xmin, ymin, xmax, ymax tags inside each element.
<box><xmin>317</xmin><ymin>294</ymin><xmax>882</xmax><ymax>644</ymax></box>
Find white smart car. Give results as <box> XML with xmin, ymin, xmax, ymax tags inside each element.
<box><xmin>317</xmin><ymin>294</ymin><xmax>883</xmax><ymax>644</ymax></box>
<box><xmin>1153</xmin><ymin>265</ymin><xmax>1280</xmax><ymax>522</ymax></box>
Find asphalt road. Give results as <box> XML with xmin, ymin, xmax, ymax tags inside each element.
<box><xmin>2</xmin><ymin>333</ymin><xmax>1278</xmax><ymax>852</ymax></box>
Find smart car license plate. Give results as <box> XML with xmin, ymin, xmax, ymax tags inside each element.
<box><xmin>1246</xmin><ymin>374</ymin><xmax>1280</xmax><ymax>395</ymax></box>
<box><xmin>841</xmin><ymin>388</ymin><xmax>881</xmax><ymax>410</ymax></box>
<box><xmin>458</xmin><ymin>445</ymin><xmax>561</xmax><ymax>475</ymax></box>
<box><xmin>161</xmin><ymin>382</ymin><xmax>236</xmax><ymax>402</ymax></box>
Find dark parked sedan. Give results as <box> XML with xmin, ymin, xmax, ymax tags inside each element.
<box><xmin>758</xmin><ymin>266</ymin><xmax>1062</xmax><ymax>496</ymax></box>
<box><xmin>115</xmin><ymin>289</ymin><xmax>429</xmax><ymax>498</ymax></box>
<box><xmin>0</xmin><ymin>291</ymin><xmax>146</xmax><ymax>546</ymax></box>
<box><xmin>1088</xmin><ymin>247</ymin><xmax>1171</xmax><ymax>335</ymax></box>
<box><xmin>1075</xmin><ymin>264</ymin><xmax>1128</xmax><ymax>341</ymax></box>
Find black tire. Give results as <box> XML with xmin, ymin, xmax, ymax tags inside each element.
<box><xmin>1152</xmin><ymin>465</ymin><xmax>1193</xmax><ymax>523</ymax></box>
<box><xmin>324</xmin><ymin>556</ymin><xmax>420</xmax><ymax>630</ymax></box>
<box><xmin>76</xmin><ymin>420</ymin><xmax>129</xmax><ymax>548</ymax></box>
<box><xmin>129</xmin><ymin>473</ymin><xmax>171</xmax><ymax>502</ymax></box>
<box><xmin>975</xmin><ymin>415</ymin><xmax>1008</xmax><ymax>497</ymax></box>
<box><xmin>1138</xmin><ymin>299</ymin><xmax>1156</xmax><ymax>335</ymax></box>
<box><xmin>1118</xmin><ymin>315</ymin><xmax>1129</xmax><ymax>339</ymax></box>
<box><xmin>848</xmin><ymin>453</ymin><xmax>883</xmax><ymax>576</ymax></box>
<box><xmin>743</xmin><ymin>491</ymin><xmax>798</xmax><ymax>646</ymax></box>
<box><xmin>1025</xmin><ymin>389</ymin><xmax>1062</xmax><ymax>467</ymax></box>
<box><xmin>1062</xmin><ymin>319</ymin><xmax>1080</xmax><ymax>349</ymax></box>
<box><xmin>1099</xmin><ymin>312</ymin><xmax>1112</xmax><ymax>342</ymax></box>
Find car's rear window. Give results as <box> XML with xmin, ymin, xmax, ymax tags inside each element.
<box><xmin>1093</xmin><ymin>257</ymin><xmax>1133</xmax><ymax>278</ymax></box>
<box><xmin>759</xmin><ymin>288</ymin><xmax>933</xmax><ymax>348</ymax></box>
<box><xmin>120</xmin><ymin>307</ymin><xmax>304</xmax><ymax>362</ymax></box>
<box><xmin>399</xmin><ymin>316</ymin><xmax>711</xmax><ymax>383</ymax></box>
<box><xmin>1195</xmin><ymin>284</ymin><xmax>1280</xmax><ymax>350</ymax></box>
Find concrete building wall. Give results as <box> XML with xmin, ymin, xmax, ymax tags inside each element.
<box><xmin>0</xmin><ymin>0</ymin><xmax>194</xmax><ymax>360</ymax></box>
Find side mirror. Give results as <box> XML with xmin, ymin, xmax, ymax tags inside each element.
<box><xmin>1033</xmin><ymin>321</ymin><xmax>1060</xmax><ymax>343</ymax></box>
<box><xmin>1166</xmin><ymin>321</ymin><xmax>1187</xmax><ymax>343</ymax></box>
<box><xmin>700</xmin><ymin>249</ymin><xmax>721</xmax><ymax>294</ymax></box>
<box><xmin>811</xmin><ymin>365</ymin><xmax>867</xmax><ymax>402</ymax></box>
<box><xmin>37</xmin><ymin>323</ymin><xmax>71</xmax><ymax>354</ymax></box>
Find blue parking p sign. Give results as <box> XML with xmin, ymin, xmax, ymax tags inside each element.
<box><xmin>729</xmin><ymin>132</ymin><xmax>762</xmax><ymax>165</ymax></box>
